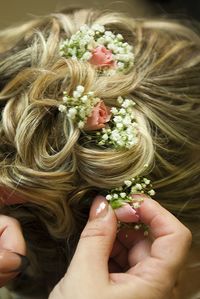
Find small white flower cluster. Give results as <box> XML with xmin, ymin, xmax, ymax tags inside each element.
<box><xmin>58</xmin><ymin>85</ymin><xmax>100</xmax><ymax>129</ymax></box>
<box><xmin>96</xmin><ymin>97</ymin><xmax>138</xmax><ymax>149</ymax></box>
<box><xmin>106</xmin><ymin>176</ymin><xmax>155</xmax><ymax>209</ymax></box>
<box><xmin>60</xmin><ymin>24</ymin><xmax>134</xmax><ymax>73</ymax></box>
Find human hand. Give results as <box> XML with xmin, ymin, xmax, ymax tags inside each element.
<box><xmin>0</xmin><ymin>215</ymin><xmax>28</xmax><ymax>287</ymax></box>
<box><xmin>49</xmin><ymin>195</ymin><xmax>192</xmax><ymax>299</ymax></box>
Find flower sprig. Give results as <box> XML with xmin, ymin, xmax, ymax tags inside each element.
<box><xmin>96</xmin><ymin>96</ymin><xmax>138</xmax><ymax>149</ymax></box>
<box><xmin>106</xmin><ymin>176</ymin><xmax>155</xmax><ymax>209</ymax></box>
<box><xmin>58</xmin><ymin>87</ymin><xmax>139</xmax><ymax>150</ymax></box>
<box><xmin>58</xmin><ymin>85</ymin><xmax>100</xmax><ymax>129</ymax></box>
<box><xmin>60</xmin><ymin>24</ymin><xmax>134</xmax><ymax>73</ymax></box>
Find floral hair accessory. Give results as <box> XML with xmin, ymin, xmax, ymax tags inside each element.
<box><xmin>105</xmin><ymin>176</ymin><xmax>155</xmax><ymax>209</ymax></box>
<box><xmin>59</xmin><ymin>86</ymin><xmax>138</xmax><ymax>149</ymax></box>
<box><xmin>58</xmin><ymin>85</ymin><xmax>109</xmax><ymax>129</ymax></box>
<box><xmin>106</xmin><ymin>176</ymin><xmax>155</xmax><ymax>234</ymax></box>
<box><xmin>96</xmin><ymin>96</ymin><xmax>138</xmax><ymax>149</ymax></box>
<box><xmin>60</xmin><ymin>24</ymin><xmax>134</xmax><ymax>73</ymax></box>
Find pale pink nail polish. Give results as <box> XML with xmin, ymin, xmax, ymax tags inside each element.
<box><xmin>89</xmin><ymin>196</ymin><xmax>109</xmax><ymax>220</ymax></box>
<box><xmin>115</xmin><ymin>204</ymin><xmax>140</xmax><ymax>223</ymax></box>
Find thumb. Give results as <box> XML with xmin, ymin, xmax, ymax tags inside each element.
<box><xmin>68</xmin><ymin>195</ymin><xmax>117</xmax><ymax>283</ymax></box>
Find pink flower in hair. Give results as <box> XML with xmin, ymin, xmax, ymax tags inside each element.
<box><xmin>89</xmin><ymin>46</ymin><xmax>116</xmax><ymax>67</ymax></box>
<box><xmin>84</xmin><ymin>100</ymin><xmax>111</xmax><ymax>131</ymax></box>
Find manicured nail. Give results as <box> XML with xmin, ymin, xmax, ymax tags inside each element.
<box><xmin>89</xmin><ymin>196</ymin><xmax>109</xmax><ymax>220</ymax></box>
<box><xmin>0</xmin><ymin>250</ymin><xmax>29</xmax><ymax>274</ymax></box>
<box><xmin>115</xmin><ymin>203</ymin><xmax>140</xmax><ymax>223</ymax></box>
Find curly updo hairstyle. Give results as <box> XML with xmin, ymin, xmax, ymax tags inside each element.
<box><xmin>0</xmin><ymin>7</ymin><xmax>199</xmax><ymax>296</ymax></box>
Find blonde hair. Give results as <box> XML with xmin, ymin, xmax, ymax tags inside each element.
<box><xmin>0</xmin><ymin>7</ymin><xmax>200</xmax><ymax>294</ymax></box>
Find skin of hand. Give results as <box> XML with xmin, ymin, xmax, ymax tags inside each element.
<box><xmin>49</xmin><ymin>195</ymin><xmax>192</xmax><ymax>299</ymax></box>
<box><xmin>0</xmin><ymin>215</ymin><xmax>28</xmax><ymax>287</ymax></box>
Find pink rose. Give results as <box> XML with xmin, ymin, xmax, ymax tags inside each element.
<box><xmin>89</xmin><ymin>45</ymin><xmax>115</xmax><ymax>67</ymax></box>
<box><xmin>84</xmin><ymin>100</ymin><xmax>111</xmax><ymax>131</ymax></box>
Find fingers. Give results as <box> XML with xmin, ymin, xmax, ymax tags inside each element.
<box><xmin>0</xmin><ymin>215</ymin><xmax>28</xmax><ymax>287</ymax></box>
<box><xmin>127</xmin><ymin>196</ymin><xmax>192</xmax><ymax>286</ymax></box>
<box><xmin>128</xmin><ymin>238</ymin><xmax>151</xmax><ymax>266</ymax></box>
<box><xmin>0</xmin><ymin>215</ymin><xmax>26</xmax><ymax>255</ymax></box>
<box><xmin>138</xmin><ymin>196</ymin><xmax>192</xmax><ymax>269</ymax></box>
<box><xmin>110</xmin><ymin>239</ymin><xmax>128</xmax><ymax>270</ymax></box>
<box><xmin>111</xmin><ymin>197</ymin><xmax>192</xmax><ymax>299</ymax></box>
<box><xmin>114</xmin><ymin>204</ymin><xmax>139</xmax><ymax>223</ymax></box>
<box><xmin>0</xmin><ymin>251</ymin><xmax>29</xmax><ymax>287</ymax></box>
<box><xmin>66</xmin><ymin>196</ymin><xmax>117</xmax><ymax>284</ymax></box>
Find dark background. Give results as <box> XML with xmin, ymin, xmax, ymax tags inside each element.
<box><xmin>0</xmin><ymin>0</ymin><xmax>199</xmax><ymax>29</ymax></box>
<box><xmin>150</xmin><ymin>0</ymin><xmax>200</xmax><ymax>20</ymax></box>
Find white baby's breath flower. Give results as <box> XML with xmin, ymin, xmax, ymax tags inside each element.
<box><xmin>122</xmin><ymin>99</ymin><xmax>134</xmax><ymax>108</ymax></box>
<box><xmin>73</xmin><ymin>91</ymin><xmax>80</xmax><ymax>98</ymax></box>
<box><xmin>78</xmin><ymin>121</ymin><xmax>85</xmax><ymax>128</ymax></box>
<box><xmin>117</xmin><ymin>34</ymin><xmax>123</xmax><ymax>40</ymax></box>
<box><xmin>148</xmin><ymin>189</ymin><xmax>156</xmax><ymax>196</ymax></box>
<box><xmin>144</xmin><ymin>178</ymin><xmax>150</xmax><ymax>185</ymax></box>
<box><xmin>114</xmin><ymin>116</ymin><xmax>123</xmax><ymax>123</ymax></box>
<box><xmin>91</xmin><ymin>24</ymin><xmax>105</xmax><ymax>33</ymax></box>
<box><xmin>134</xmin><ymin>225</ymin><xmax>140</xmax><ymax>230</ymax></box>
<box><xmin>119</xmin><ymin>108</ymin><xmax>126</xmax><ymax>115</ymax></box>
<box><xmin>102</xmin><ymin>134</ymin><xmax>109</xmax><ymax>140</ymax></box>
<box><xmin>76</xmin><ymin>85</ymin><xmax>85</xmax><ymax>94</ymax></box>
<box><xmin>58</xmin><ymin>105</ymin><xmax>67</xmax><ymax>112</ymax></box>
<box><xmin>116</xmin><ymin>123</ymin><xmax>124</xmax><ymax>130</ymax></box>
<box><xmin>118</xmin><ymin>62</ymin><xmax>125</xmax><ymax>69</ymax></box>
<box><xmin>132</xmin><ymin>202</ymin><xmax>141</xmax><ymax>209</ymax></box>
<box><xmin>111</xmin><ymin>107</ymin><xmax>118</xmax><ymax>114</ymax></box>
<box><xmin>120</xmin><ymin>192</ymin><xmax>126</xmax><ymax>198</ymax></box>
<box><xmin>68</xmin><ymin>107</ymin><xmax>77</xmax><ymax>119</ymax></box>
<box><xmin>82</xmin><ymin>51</ymin><xmax>92</xmax><ymax>60</ymax></box>
<box><xmin>59</xmin><ymin>23</ymin><xmax>134</xmax><ymax>74</ymax></box>
<box><xmin>124</xmin><ymin>180</ymin><xmax>132</xmax><ymax>187</ymax></box>
<box><xmin>117</xmin><ymin>96</ymin><xmax>124</xmax><ymax>104</ymax></box>
<box><xmin>136</xmin><ymin>184</ymin><xmax>142</xmax><ymax>190</ymax></box>
<box><xmin>123</xmin><ymin>115</ymin><xmax>132</xmax><ymax>126</ymax></box>
<box><xmin>81</xmin><ymin>95</ymin><xmax>88</xmax><ymax>103</ymax></box>
<box><xmin>106</xmin><ymin>194</ymin><xmax>112</xmax><ymax>201</ymax></box>
<box><xmin>58</xmin><ymin>85</ymin><xmax>100</xmax><ymax>130</ymax></box>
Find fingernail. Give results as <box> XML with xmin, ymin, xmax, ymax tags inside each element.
<box><xmin>115</xmin><ymin>204</ymin><xmax>140</xmax><ymax>223</ymax></box>
<box><xmin>0</xmin><ymin>250</ymin><xmax>30</xmax><ymax>274</ymax></box>
<box><xmin>89</xmin><ymin>196</ymin><xmax>109</xmax><ymax>220</ymax></box>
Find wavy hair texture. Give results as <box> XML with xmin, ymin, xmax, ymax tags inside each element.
<box><xmin>0</xmin><ymin>7</ymin><xmax>200</xmax><ymax>296</ymax></box>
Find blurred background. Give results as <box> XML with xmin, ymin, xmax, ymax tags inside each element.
<box><xmin>0</xmin><ymin>0</ymin><xmax>199</xmax><ymax>29</ymax></box>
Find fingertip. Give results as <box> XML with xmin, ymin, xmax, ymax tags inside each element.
<box><xmin>89</xmin><ymin>195</ymin><xmax>114</xmax><ymax>221</ymax></box>
<box><xmin>114</xmin><ymin>204</ymin><xmax>140</xmax><ymax>223</ymax></box>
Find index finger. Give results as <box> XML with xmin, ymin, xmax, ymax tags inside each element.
<box><xmin>129</xmin><ymin>195</ymin><xmax>192</xmax><ymax>274</ymax></box>
<box><xmin>0</xmin><ymin>215</ymin><xmax>26</xmax><ymax>255</ymax></box>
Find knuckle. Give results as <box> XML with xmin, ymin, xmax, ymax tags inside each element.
<box><xmin>81</xmin><ymin>225</ymin><xmax>107</xmax><ymax>239</ymax></box>
<box><xmin>177</xmin><ymin>225</ymin><xmax>192</xmax><ymax>247</ymax></box>
<box><xmin>8</xmin><ymin>217</ymin><xmax>20</xmax><ymax>228</ymax></box>
<box><xmin>182</xmin><ymin>227</ymin><xmax>192</xmax><ymax>244</ymax></box>
<box><xmin>0</xmin><ymin>215</ymin><xmax>20</xmax><ymax>227</ymax></box>
<box><xmin>0</xmin><ymin>250</ymin><xmax>8</xmax><ymax>261</ymax></box>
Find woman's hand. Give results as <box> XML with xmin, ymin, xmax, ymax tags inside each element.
<box><xmin>49</xmin><ymin>195</ymin><xmax>192</xmax><ymax>299</ymax></box>
<box><xmin>0</xmin><ymin>215</ymin><xmax>28</xmax><ymax>287</ymax></box>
